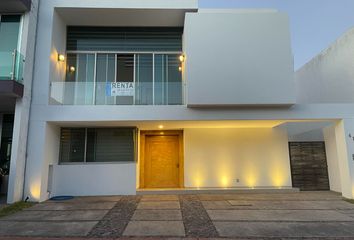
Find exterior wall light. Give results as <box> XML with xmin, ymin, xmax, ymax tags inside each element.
<box><xmin>58</xmin><ymin>54</ymin><xmax>65</xmax><ymax>62</ymax></box>
<box><xmin>158</xmin><ymin>125</ymin><xmax>164</xmax><ymax>129</ymax></box>
<box><xmin>69</xmin><ymin>66</ymin><xmax>75</xmax><ymax>72</ymax></box>
<box><xmin>178</xmin><ymin>66</ymin><xmax>182</xmax><ymax>72</ymax></box>
<box><xmin>179</xmin><ymin>54</ymin><xmax>185</xmax><ymax>62</ymax></box>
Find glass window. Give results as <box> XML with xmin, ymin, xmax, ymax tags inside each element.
<box><xmin>0</xmin><ymin>15</ymin><xmax>21</xmax><ymax>79</ymax></box>
<box><xmin>135</xmin><ymin>54</ymin><xmax>153</xmax><ymax>105</ymax></box>
<box><xmin>115</xmin><ymin>54</ymin><xmax>134</xmax><ymax>105</ymax></box>
<box><xmin>59</xmin><ymin>128</ymin><xmax>136</xmax><ymax>163</ymax></box>
<box><xmin>59</xmin><ymin>128</ymin><xmax>86</xmax><ymax>163</ymax></box>
<box><xmin>154</xmin><ymin>54</ymin><xmax>182</xmax><ymax>105</ymax></box>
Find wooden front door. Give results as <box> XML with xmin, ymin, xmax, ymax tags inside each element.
<box><xmin>141</xmin><ymin>131</ymin><xmax>183</xmax><ymax>188</ymax></box>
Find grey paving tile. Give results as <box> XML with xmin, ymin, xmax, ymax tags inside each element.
<box><xmin>227</xmin><ymin>200</ymin><xmax>354</xmax><ymax>210</ymax></box>
<box><xmin>137</xmin><ymin>201</ymin><xmax>180</xmax><ymax>209</ymax></box>
<box><xmin>26</xmin><ymin>202</ymin><xmax>116</xmax><ymax>211</ymax></box>
<box><xmin>132</xmin><ymin>209</ymin><xmax>182</xmax><ymax>220</ymax></box>
<box><xmin>2</xmin><ymin>210</ymin><xmax>108</xmax><ymax>221</ymax></box>
<box><xmin>141</xmin><ymin>195</ymin><xmax>179</xmax><ymax>201</ymax></box>
<box><xmin>198</xmin><ymin>191</ymin><xmax>342</xmax><ymax>201</ymax></box>
<box><xmin>207</xmin><ymin>209</ymin><xmax>354</xmax><ymax>221</ymax></box>
<box><xmin>0</xmin><ymin>221</ymin><xmax>97</xmax><ymax>236</ymax></box>
<box><xmin>123</xmin><ymin>221</ymin><xmax>185</xmax><ymax>237</ymax></box>
<box><xmin>214</xmin><ymin>221</ymin><xmax>354</xmax><ymax>238</ymax></box>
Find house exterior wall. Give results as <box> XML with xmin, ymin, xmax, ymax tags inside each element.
<box><xmin>184</xmin><ymin>9</ymin><xmax>295</xmax><ymax>106</ymax></box>
<box><xmin>184</xmin><ymin>128</ymin><xmax>292</xmax><ymax>188</ymax></box>
<box><xmin>6</xmin><ymin>0</ymin><xmax>39</xmax><ymax>203</ymax></box>
<box><xmin>51</xmin><ymin>164</ymin><xmax>136</xmax><ymax>196</ymax></box>
<box><xmin>296</xmin><ymin>28</ymin><xmax>354</xmax><ymax>103</ymax></box>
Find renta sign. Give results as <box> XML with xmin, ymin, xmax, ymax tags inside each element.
<box><xmin>106</xmin><ymin>82</ymin><xmax>135</xmax><ymax>96</ymax></box>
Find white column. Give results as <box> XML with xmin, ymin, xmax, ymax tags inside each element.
<box><xmin>325</xmin><ymin>119</ymin><xmax>354</xmax><ymax>199</ymax></box>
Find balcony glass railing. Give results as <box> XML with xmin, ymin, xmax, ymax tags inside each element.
<box><xmin>0</xmin><ymin>50</ymin><xmax>24</xmax><ymax>83</ymax></box>
<box><xmin>50</xmin><ymin>52</ymin><xmax>184</xmax><ymax>105</ymax></box>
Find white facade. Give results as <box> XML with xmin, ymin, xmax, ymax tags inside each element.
<box><xmin>4</xmin><ymin>0</ymin><xmax>354</xmax><ymax>203</ymax></box>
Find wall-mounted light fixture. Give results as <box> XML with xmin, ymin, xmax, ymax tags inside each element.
<box><xmin>58</xmin><ymin>54</ymin><xmax>65</xmax><ymax>62</ymax></box>
<box><xmin>158</xmin><ymin>125</ymin><xmax>164</xmax><ymax>129</ymax></box>
<box><xmin>178</xmin><ymin>66</ymin><xmax>182</xmax><ymax>72</ymax></box>
<box><xmin>179</xmin><ymin>54</ymin><xmax>185</xmax><ymax>62</ymax></box>
<box><xmin>69</xmin><ymin>66</ymin><xmax>75</xmax><ymax>72</ymax></box>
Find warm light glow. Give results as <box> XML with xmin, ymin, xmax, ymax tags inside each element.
<box><xmin>178</xmin><ymin>66</ymin><xmax>182</xmax><ymax>72</ymax></box>
<box><xmin>30</xmin><ymin>183</ymin><xmax>41</xmax><ymax>200</ymax></box>
<box><xmin>158</xmin><ymin>125</ymin><xmax>164</xmax><ymax>129</ymax></box>
<box><xmin>246</xmin><ymin>174</ymin><xmax>257</xmax><ymax>188</ymax></box>
<box><xmin>179</xmin><ymin>55</ymin><xmax>185</xmax><ymax>62</ymax></box>
<box><xmin>69</xmin><ymin>66</ymin><xmax>75</xmax><ymax>72</ymax></box>
<box><xmin>271</xmin><ymin>169</ymin><xmax>286</xmax><ymax>188</ymax></box>
<box><xmin>58</xmin><ymin>54</ymin><xmax>65</xmax><ymax>62</ymax></box>
<box><xmin>221</xmin><ymin>176</ymin><xmax>229</xmax><ymax>188</ymax></box>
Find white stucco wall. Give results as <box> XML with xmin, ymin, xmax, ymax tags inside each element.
<box><xmin>184</xmin><ymin>128</ymin><xmax>292</xmax><ymax>188</ymax></box>
<box><xmin>51</xmin><ymin>163</ymin><xmax>136</xmax><ymax>196</ymax></box>
<box><xmin>296</xmin><ymin>28</ymin><xmax>354</xmax><ymax>103</ymax></box>
<box><xmin>7</xmin><ymin>0</ymin><xmax>40</xmax><ymax>203</ymax></box>
<box><xmin>323</xmin><ymin>125</ymin><xmax>342</xmax><ymax>192</ymax></box>
<box><xmin>184</xmin><ymin>10</ymin><xmax>295</xmax><ymax>106</ymax></box>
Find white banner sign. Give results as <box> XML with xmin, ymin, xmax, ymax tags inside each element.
<box><xmin>106</xmin><ymin>82</ymin><xmax>135</xmax><ymax>96</ymax></box>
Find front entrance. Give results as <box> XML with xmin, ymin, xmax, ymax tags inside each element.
<box><xmin>140</xmin><ymin>131</ymin><xmax>183</xmax><ymax>188</ymax></box>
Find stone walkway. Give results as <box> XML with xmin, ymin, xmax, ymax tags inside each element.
<box><xmin>1</xmin><ymin>191</ymin><xmax>354</xmax><ymax>238</ymax></box>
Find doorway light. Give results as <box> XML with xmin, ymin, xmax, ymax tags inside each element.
<box><xmin>58</xmin><ymin>54</ymin><xmax>65</xmax><ymax>62</ymax></box>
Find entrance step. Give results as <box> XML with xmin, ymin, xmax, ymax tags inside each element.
<box><xmin>137</xmin><ymin>187</ymin><xmax>300</xmax><ymax>195</ymax></box>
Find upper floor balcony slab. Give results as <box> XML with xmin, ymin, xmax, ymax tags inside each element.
<box><xmin>0</xmin><ymin>0</ymin><xmax>31</xmax><ymax>13</ymax></box>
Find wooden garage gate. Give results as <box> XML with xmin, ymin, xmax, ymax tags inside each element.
<box><xmin>289</xmin><ymin>142</ymin><xmax>330</xmax><ymax>191</ymax></box>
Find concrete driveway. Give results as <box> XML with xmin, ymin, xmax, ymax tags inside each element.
<box><xmin>1</xmin><ymin>191</ymin><xmax>354</xmax><ymax>239</ymax></box>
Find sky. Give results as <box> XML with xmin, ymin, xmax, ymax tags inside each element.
<box><xmin>199</xmin><ymin>0</ymin><xmax>354</xmax><ymax>70</ymax></box>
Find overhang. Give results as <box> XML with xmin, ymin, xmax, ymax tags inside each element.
<box><xmin>0</xmin><ymin>0</ymin><xmax>31</xmax><ymax>13</ymax></box>
<box><xmin>0</xmin><ymin>80</ymin><xmax>24</xmax><ymax>98</ymax></box>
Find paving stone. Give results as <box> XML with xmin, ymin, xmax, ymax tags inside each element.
<box><xmin>198</xmin><ymin>191</ymin><xmax>342</xmax><ymax>201</ymax></box>
<box><xmin>214</xmin><ymin>221</ymin><xmax>354</xmax><ymax>238</ymax></box>
<box><xmin>132</xmin><ymin>209</ymin><xmax>182</xmax><ymax>221</ymax></box>
<box><xmin>141</xmin><ymin>195</ymin><xmax>179</xmax><ymax>201</ymax></box>
<box><xmin>137</xmin><ymin>201</ymin><xmax>180</xmax><ymax>209</ymax></box>
<box><xmin>88</xmin><ymin>196</ymin><xmax>140</xmax><ymax>237</ymax></box>
<box><xmin>207</xmin><ymin>209</ymin><xmax>354</xmax><ymax>221</ymax></box>
<box><xmin>226</xmin><ymin>200</ymin><xmax>354</xmax><ymax>210</ymax></box>
<box><xmin>180</xmin><ymin>195</ymin><xmax>218</xmax><ymax>238</ymax></box>
<box><xmin>26</xmin><ymin>202</ymin><xmax>116</xmax><ymax>211</ymax></box>
<box><xmin>1</xmin><ymin>210</ymin><xmax>108</xmax><ymax>221</ymax></box>
<box><xmin>123</xmin><ymin>221</ymin><xmax>185</xmax><ymax>237</ymax></box>
<box><xmin>0</xmin><ymin>221</ymin><xmax>97</xmax><ymax>237</ymax></box>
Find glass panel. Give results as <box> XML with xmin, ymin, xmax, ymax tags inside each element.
<box><xmin>115</xmin><ymin>54</ymin><xmax>134</xmax><ymax>105</ymax></box>
<box><xmin>64</xmin><ymin>53</ymin><xmax>95</xmax><ymax>105</ymax></box>
<box><xmin>95</xmin><ymin>53</ymin><xmax>115</xmax><ymax>105</ymax></box>
<box><xmin>59</xmin><ymin>128</ymin><xmax>85</xmax><ymax>163</ymax></box>
<box><xmin>86</xmin><ymin>128</ymin><xmax>135</xmax><ymax>162</ymax></box>
<box><xmin>0</xmin><ymin>15</ymin><xmax>21</xmax><ymax>80</ymax></box>
<box><xmin>50</xmin><ymin>53</ymin><xmax>183</xmax><ymax>105</ymax></box>
<box><xmin>154</xmin><ymin>54</ymin><xmax>182</xmax><ymax>105</ymax></box>
<box><xmin>135</xmin><ymin>54</ymin><xmax>153</xmax><ymax>105</ymax></box>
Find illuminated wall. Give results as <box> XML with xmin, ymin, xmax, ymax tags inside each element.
<box><xmin>184</xmin><ymin>128</ymin><xmax>292</xmax><ymax>188</ymax></box>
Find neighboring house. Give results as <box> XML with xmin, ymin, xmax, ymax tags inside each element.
<box><xmin>0</xmin><ymin>0</ymin><xmax>38</xmax><ymax>203</ymax></box>
<box><xmin>2</xmin><ymin>0</ymin><xmax>354</xmax><ymax>203</ymax></box>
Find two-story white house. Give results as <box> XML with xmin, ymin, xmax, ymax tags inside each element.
<box><xmin>4</xmin><ymin>0</ymin><xmax>354</xmax><ymax>203</ymax></box>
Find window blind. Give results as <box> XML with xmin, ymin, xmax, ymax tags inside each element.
<box><xmin>67</xmin><ymin>26</ymin><xmax>183</xmax><ymax>52</ymax></box>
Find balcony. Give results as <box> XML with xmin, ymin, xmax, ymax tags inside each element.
<box><xmin>0</xmin><ymin>50</ymin><xmax>24</xmax><ymax>98</ymax></box>
<box><xmin>50</xmin><ymin>52</ymin><xmax>184</xmax><ymax>105</ymax></box>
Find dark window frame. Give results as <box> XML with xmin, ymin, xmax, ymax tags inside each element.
<box><xmin>59</xmin><ymin>127</ymin><xmax>137</xmax><ymax>164</ymax></box>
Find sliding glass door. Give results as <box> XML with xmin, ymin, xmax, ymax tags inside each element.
<box><xmin>58</xmin><ymin>52</ymin><xmax>183</xmax><ymax>105</ymax></box>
